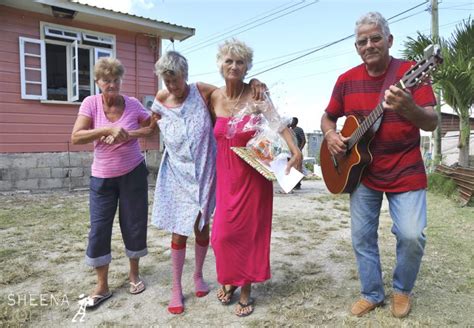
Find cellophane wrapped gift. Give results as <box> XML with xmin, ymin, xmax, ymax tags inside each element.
<box><xmin>226</xmin><ymin>97</ymin><xmax>291</xmax><ymax>165</ymax></box>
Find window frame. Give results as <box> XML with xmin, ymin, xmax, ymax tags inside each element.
<box><xmin>44</xmin><ymin>25</ymin><xmax>81</xmax><ymax>41</ymax></box>
<box><xmin>19</xmin><ymin>37</ymin><xmax>47</xmax><ymax>100</ymax></box>
<box><xmin>19</xmin><ymin>22</ymin><xmax>116</xmax><ymax>103</ymax></box>
<box><xmin>94</xmin><ymin>48</ymin><xmax>114</xmax><ymax>94</ymax></box>
<box><xmin>69</xmin><ymin>39</ymin><xmax>79</xmax><ymax>102</ymax></box>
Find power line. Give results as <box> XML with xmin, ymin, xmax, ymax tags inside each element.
<box><xmin>439</xmin><ymin>3</ymin><xmax>474</xmax><ymax>10</ymax></box>
<box><xmin>266</xmin><ymin>18</ymin><xmax>466</xmax><ymax>84</ymax></box>
<box><xmin>182</xmin><ymin>0</ymin><xmax>320</xmax><ymax>55</ymax></box>
<box><xmin>389</xmin><ymin>9</ymin><xmax>428</xmax><ymax>24</ymax></box>
<box><xmin>191</xmin><ymin>1</ymin><xmax>464</xmax><ymax>80</ymax></box>
<box><xmin>189</xmin><ymin>44</ymin><xmax>351</xmax><ymax>78</ymax></box>
<box><xmin>247</xmin><ymin>36</ymin><xmax>354</xmax><ymax>78</ymax></box>
<box><xmin>247</xmin><ymin>1</ymin><xmax>430</xmax><ymax>78</ymax></box>
<box><xmin>180</xmin><ymin>0</ymin><xmax>306</xmax><ymax>52</ymax></box>
<box><xmin>443</xmin><ymin>7</ymin><xmax>474</xmax><ymax>11</ymax></box>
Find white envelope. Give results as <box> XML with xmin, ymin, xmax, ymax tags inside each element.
<box><xmin>268</xmin><ymin>154</ymin><xmax>304</xmax><ymax>193</ymax></box>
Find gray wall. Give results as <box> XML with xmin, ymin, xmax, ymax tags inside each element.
<box><xmin>0</xmin><ymin>151</ymin><xmax>161</xmax><ymax>192</ymax></box>
<box><xmin>306</xmin><ymin>131</ymin><xmax>323</xmax><ymax>161</ymax></box>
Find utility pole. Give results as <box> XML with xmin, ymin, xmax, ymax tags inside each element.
<box><xmin>431</xmin><ymin>0</ymin><xmax>442</xmax><ymax>170</ymax></box>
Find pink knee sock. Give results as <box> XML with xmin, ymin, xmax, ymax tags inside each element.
<box><xmin>194</xmin><ymin>238</ymin><xmax>210</xmax><ymax>297</ymax></box>
<box><xmin>168</xmin><ymin>242</ymin><xmax>186</xmax><ymax>314</ymax></box>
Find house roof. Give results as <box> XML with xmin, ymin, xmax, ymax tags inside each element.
<box><xmin>2</xmin><ymin>0</ymin><xmax>195</xmax><ymax>41</ymax></box>
<box><xmin>441</xmin><ymin>104</ymin><xmax>474</xmax><ymax>118</ymax></box>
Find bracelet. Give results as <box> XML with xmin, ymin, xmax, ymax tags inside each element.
<box><xmin>324</xmin><ymin>128</ymin><xmax>335</xmax><ymax>138</ymax></box>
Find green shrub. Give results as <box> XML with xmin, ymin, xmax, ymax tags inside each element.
<box><xmin>427</xmin><ymin>173</ymin><xmax>458</xmax><ymax>198</ymax></box>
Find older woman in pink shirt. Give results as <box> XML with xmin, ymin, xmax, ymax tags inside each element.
<box><xmin>71</xmin><ymin>57</ymin><xmax>156</xmax><ymax>309</ymax></box>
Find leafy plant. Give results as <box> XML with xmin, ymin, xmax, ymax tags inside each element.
<box><xmin>402</xmin><ymin>18</ymin><xmax>474</xmax><ymax>167</ymax></box>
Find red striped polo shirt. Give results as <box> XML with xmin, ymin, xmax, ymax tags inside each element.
<box><xmin>325</xmin><ymin>59</ymin><xmax>436</xmax><ymax>192</ymax></box>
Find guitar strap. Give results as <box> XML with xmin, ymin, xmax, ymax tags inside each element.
<box><xmin>371</xmin><ymin>57</ymin><xmax>402</xmax><ymax>133</ymax></box>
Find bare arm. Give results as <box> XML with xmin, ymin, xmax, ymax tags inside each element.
<box><xmin>280</xmin><ymin>127</ymin><xmax>303</xmax><ymax>173</ymax></box>
<box><xmin>300</xmin><ymin>132</ymin><xmax>306</xmax><ymax>149</ymax></box>
<box><xmin>320</xmin><ymin>112</ymin><xmax>348</xmax><ymax>156</ymax></box>
<box><xmin>101</xmin><ymin>116</ymin><xmax>158</xmax><ymax>145</ymax></box>
<box><xmin>197</xmin><ymin>82</ymin><xmax>217</xmax><ymax>124</ymax></box>
<box><xmin>384</xmin><ymin>85</ymin><xmax>438</xmax><ymax>131</ymax></box>
<box><xmin>71</xmin><ymin>115</ymin><xmax>128</xmax><ymax>145</ymax></box>
<box><xmin>128</xmin><ymin>117</ymin><xmax>158</xmax><ymax>139</ymax></box>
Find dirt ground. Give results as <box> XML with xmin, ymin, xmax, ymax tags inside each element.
<box><xmin>1</xmin><ymin>179</ymin><xmax>473</xmax><ymax>327</ymax></box>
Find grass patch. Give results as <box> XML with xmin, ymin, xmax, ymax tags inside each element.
<box><xmin>333</xmin><ymin>204</ymin><xmax>350</xmax><ymax>212</ymax></box>
<box><xmin>427</xmin><ymin>172</ymin><xmax>458</xmax><ymax>199</ymax></box>
<box><xmin>318</xmin><ymin>215</ymin><xmax>332</xmax><ymax>222</ymax></box>
<box><xmin>0</xmin><ymin>186</ymin><xmax>472</xmax><ymax>326</ymax></box>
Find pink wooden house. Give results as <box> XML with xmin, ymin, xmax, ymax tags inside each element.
<box><xmin>0</xmin><ymin>0</ymin><xmax>194</xmax><ymax>191</ymax></box>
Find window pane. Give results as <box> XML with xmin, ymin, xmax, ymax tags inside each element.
<box><xmin>25</xmin><ymin>84</ymin><xmax>42</xmax><ymax>96</ymax></box>
<box><xmin>46</xmin><ymin>44</ymin><xmax>67</xmax><ymax>101</ymax></box>
<box><xmin>25</xmin><ymin>69</ymin><xmax>42</xmax><ymax>81</ymax></box>
<box><xmin>24</xmin><ymin>43</ymin><xmax>41</xmax><ymax>56</ymax></box>
<box><xmin>25</xmin><ymin>56</ymin><xmax>41</xmax><ymax>69</ymax></box>
<box><xmin>78</xmin><ymin>48</ymin><xmax>91</xmax><ymax>101</ymax></box>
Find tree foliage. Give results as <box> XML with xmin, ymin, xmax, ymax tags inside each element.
<box><xmin>402</xmin><ymin>18</ymin><xmax>474</xmax><ymax>167</ymax></box>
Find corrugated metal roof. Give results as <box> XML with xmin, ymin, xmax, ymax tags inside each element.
<box><xmin>70</xmin><ymin>0</ymin><xmax>193</xmax><ymax>31</ymax></box>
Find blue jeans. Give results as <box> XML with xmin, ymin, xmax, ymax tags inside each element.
<box><xmin>350</xmin><ymin>183</ymin><xmax>427</xmax><ymax>303</ymax></box>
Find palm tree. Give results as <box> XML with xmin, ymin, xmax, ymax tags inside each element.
<box><xmin>402</xmin><ymin>18</ymin><xmax>474</xmax><ymax>167</ymax></box>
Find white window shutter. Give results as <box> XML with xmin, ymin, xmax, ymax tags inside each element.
<box><xmin>19</xmin><ymin>37</ymin><xmax>46</xmax><ymax>100</ymax></box>
<box><xmin>69</xmin><ymin>40</ymin><xmax>79</xmax><ymax>102</ymax></box>
<box><xmin>94</xmin><ymin>48</ymin><xmax>113</xmax><ymax>94</ymax></box>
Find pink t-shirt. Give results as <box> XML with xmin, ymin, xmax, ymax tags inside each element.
<box><xmin>78</xmin><ymin>94</ymin><xmax>151</xmax><ymax>178</ymax></box>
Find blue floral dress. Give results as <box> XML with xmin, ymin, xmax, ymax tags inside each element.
<box><xmin>150</xmin><ymin>83</ymin><xmax>216</xmax><ymax>236</ymax></box>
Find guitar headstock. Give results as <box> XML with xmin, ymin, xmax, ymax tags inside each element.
<box><xmin>401</xmin><ymin>44</ymin><xmax>443</xmax><ymax>89</ymax></box>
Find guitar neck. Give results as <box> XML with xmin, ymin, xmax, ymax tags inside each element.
<box><xmin>348</xmin><ymin>80</ymin><xmax>403</xmax><ymax>149</ymax></box>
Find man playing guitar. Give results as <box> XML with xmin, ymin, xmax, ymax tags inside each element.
<box><xmin>320</xmin><ymin>11</ymin><xmax>438</xmax><ymax>318</ymax></box>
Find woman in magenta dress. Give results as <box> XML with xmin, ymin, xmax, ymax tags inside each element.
<box><xmin>210</xmin><ymin>38</ymin><xmax>302</xmax><ymax>317</ymax></box>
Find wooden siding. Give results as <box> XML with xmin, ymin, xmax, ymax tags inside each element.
<box><xmin>441</xmin><ymin>112</ymin><xmax>474</xmax><ymax>136</ymax></box>
<box><xmin>0</xmin><ymin>5</ymin><xmax>160</xmax><ymax>153</ymax></box>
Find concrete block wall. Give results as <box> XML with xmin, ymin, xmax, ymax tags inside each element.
<box><xmin>0</xmin><ymin>150</ymin><xmax>161</xmax><ymax>192</ymax></box>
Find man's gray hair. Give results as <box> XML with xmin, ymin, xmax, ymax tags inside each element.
<box><xmin>216</xmin><ymin>38</ymin><xmax>253</xmax><ymax>78</ymax></box>
<box><xmin>154</xmin><ymin>51</ymin><xmax>188</xmax><ymax>80</ymax></box>
<box><xmin>355</xmin><ymin>11</ymin><xmax>391</xmax><ymax>37</ymax></box>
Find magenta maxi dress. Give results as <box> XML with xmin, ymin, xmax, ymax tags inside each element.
<box><xmin>211</xmin><ymin>115</ymin><xmax>273</xmax><ymax>286</ymax></box>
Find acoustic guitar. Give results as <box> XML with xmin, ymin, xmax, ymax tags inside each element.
<box><xmin>320</xmin><ymin>45</ymin><xmax>443</xmax><ymax>194</ymax></box>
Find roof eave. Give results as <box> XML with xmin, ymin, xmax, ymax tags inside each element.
<box><xmin>34</xmin><ymin>0</ymin><xmax>195</xmax><ymax>41</ymax></box>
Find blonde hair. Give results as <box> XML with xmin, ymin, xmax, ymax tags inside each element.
<box><xmin>216</xmin><ymin>38</ymin><xmax>253</xmax><ymax>77</ymax></box>
<box><xmin>94</xmin><ymin>57</ymin><xmax>125</xmax><ymax>80</ymax></box>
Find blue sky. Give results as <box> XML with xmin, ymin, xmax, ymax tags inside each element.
<box><xmin>84</xmin><ymin>0</ymin><xmax>472</xmax><ymax>132</ymax></box>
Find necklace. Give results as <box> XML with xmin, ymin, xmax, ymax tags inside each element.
<box><xmin>225</xmin><ymin>84</ymin><xmax>245</xmax><ymax>116</ymax></box>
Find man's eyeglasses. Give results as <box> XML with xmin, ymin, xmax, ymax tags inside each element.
<box><xmin>355</xmin><ymin>35</ymin><xmax>384</xmax><ymax>48</ymax></box>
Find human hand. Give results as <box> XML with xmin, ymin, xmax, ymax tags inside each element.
<box><xmin>286</xmin><ymin>149</ymin><xmax>303</xmax><ymax>175</ymax></box>
<box><xmin>151</xmin><ymin>113</ymin><xmax>161</xmax><ymax>122</ymax></box>
<box><xmin>249</xmin><ymin>78</ymin><xmax>269</xmax><ymax>101</ymax></box>
<box><xmin>107</xmin><ymin>126</ymin><xmax>129</xmax><ymax>143</ymax></box>
<box><xmin>325</xmin><ymin>130</ymin><xmax>348</xmax><ymax>157</ymax></box>
<box><xmin>100</xmin><ymin>135</ymin><xmax>116</xmax><ymax>144</ymax></box>
<box><xmin>383</xmin><ymin>85</ymin><xmax>416</xmax><ymax>118</ymax></box>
